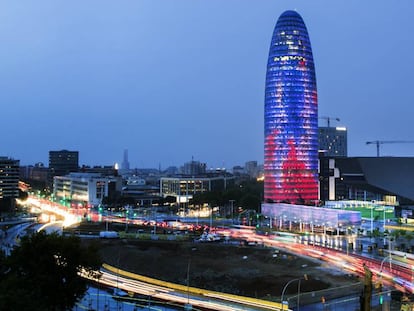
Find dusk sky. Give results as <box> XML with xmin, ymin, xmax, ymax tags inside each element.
<box><xmin>2</xmin><ymin>1</ymin><xmax>414</xmax><ymax>169</ymax></box>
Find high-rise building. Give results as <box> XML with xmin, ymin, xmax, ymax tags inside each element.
<box><xmin>0</xmin><ymin>157</ymin><xmax>20</xmax><ymax>199</ymax></box>
<box><xmin>245</xmin><ymin>161</ymin><xmax>258</xmax><ymax>179</ymax></box>
<box><xmin>121</xmin><ymin>149</ymin><xmax>130</xmax><ymax>170</ymax></box>
<box><xmin>264</xmin><ymin>10</ymin><xmax>318</xmax><ymax>204</ymax></box>
<box><xmin>319</xmin><ymin>126</ymin><xmax>348</xmax><ymax>157</ymax></box>
<box><xmin>0</xmin><ymin>157</ymin><xmax>20</xmax><ymax>213</ymax></box>
<box><xmin>49</xmin><ymin>150</ymin><xmax>79</xmax><ymax>177</ymax></box>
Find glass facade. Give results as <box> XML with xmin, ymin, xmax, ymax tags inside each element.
<box><xmin>261</xmin><ymin>203</ymin><xmax>361</xmax><ymax>228</ymax></box>
<box><xmin>264</xmin><ymin>10</ymin><xmax>318</xmax><ymax>204</ymax></box>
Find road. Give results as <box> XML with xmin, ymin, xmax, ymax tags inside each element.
<box><xmin>81</xmin><ymin>268</ymin><xmax>282</xmax><ymax>311</ymax></box>
<box><xmin>0</xmin><ymin>221</ymin><xmax>33</xmax><ymax>256</ymax></box>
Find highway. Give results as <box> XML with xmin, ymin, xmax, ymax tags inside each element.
<box><xmin>228</xmin><ymin>229</ymin><xmax>414</xmax><ymax>294</ymax></box>
<box><xmin>81</xmin><ymin>268</ymin><xmax>283</xmax><ymax>311</ymax></box>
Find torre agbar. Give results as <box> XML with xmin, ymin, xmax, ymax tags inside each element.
<box><xmin>264</xmin><ymin>10</ymin><xmax>318</xmax><ymax>204</ymax></box>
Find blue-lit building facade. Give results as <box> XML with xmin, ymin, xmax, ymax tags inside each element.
<box><xmin>262</xmin><ymin>203</ymin><xmax>361</xmax><ymax>232</ymax></box>
<box><xmin>264</xmin><ymin>10</ymin><xmax>319</xmax><ymax>204</ymax></box>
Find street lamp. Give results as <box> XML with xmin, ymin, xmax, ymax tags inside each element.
<box><xmin>185</xmin><ymin>247</ymin><xmax>197</xmax><ymax>311</ymax></box>
<box><xmin>370</xmin><ymin>205</ymin><xmax>374</xmax><ymax>240</ymax></box>
<box><xmin>229</xmin><ymin>200</ymin><xmax>235</xmax><ymax>224</ymax></box>
<box><xmin>384</xmin><ymin>236</ymin><xmax>392</xmax><ymax>270</ymax></box>
<box><xmin>186</xmin><ymin>257</ymin><xmax>191</xmax><ymax>310</ymax></box>
<box><xmin>379</xmin><ymin>255</ymin><xmax>393</xmax><ymax>295</ymax></box>
<box><xmin>280</xmin><ymin>275</ymin><xmax>307</xmax><ymax>311</ymax></box>
<box><xmin>380</xmin><ymin>256</ymin><xmax>392</xmax><ymax>277</ymax></box>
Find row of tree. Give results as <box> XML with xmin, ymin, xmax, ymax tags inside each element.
<box><xmin>100</xmin><ymin>180</ymin><xmax>264</xmax><ymax>212</ymax></box>
<box><xmin>190</xmin><ymin>180</ymin><xmax>263</xmax><ymax>212</ymax></box>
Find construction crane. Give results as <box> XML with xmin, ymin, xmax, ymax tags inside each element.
<box><xmin>366</xmin><ymin>140</ymin><xmax>414</xmax><ymax>157</ymax></box>
<box><xmin>319</xmin><ymin>116</ymin><xmax>340</xmax><ymax>127</ymax></box>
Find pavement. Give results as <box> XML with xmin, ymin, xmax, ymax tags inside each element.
<box><xmin>0</xmin><ymin>221</ymin><xmax>34</xmax><ymax>256</ymax></box>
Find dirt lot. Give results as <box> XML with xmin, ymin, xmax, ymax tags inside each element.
<box><xmin>93</xmin><ymin>238</ymin><xmax>360</xmax><ymax>300</ymax></box>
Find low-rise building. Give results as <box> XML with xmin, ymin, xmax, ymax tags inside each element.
<box><xmin>53</xmin><ymin>172</ymin><xmax>120</xmax><ymax>207</ymax></box>
<box><xmin>160</xmin><ymin>174</ymin><xmax>235</xmax><ymax>203</ymax></box>
<box><xmin>319</xmin><ymin>156</ymin><xmax>414</xmax><ymax>217</ymax></box>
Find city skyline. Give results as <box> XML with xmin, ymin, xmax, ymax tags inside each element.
<box><xmin>2</xmin><ymin>1</ymin><xmax>414</xmax><ymax>169</ymax></box>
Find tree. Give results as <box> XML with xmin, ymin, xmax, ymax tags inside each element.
<box><xmin>189</xmin><ymin>179</ymin><xmax>264</xmax><ymax>212</ymax></box>
<box><xmin>239</xmin><ymin>193</ymin><xmax>261</xmax><ymax>211</ymax></box>
<box><xmin>0</xmin><ymin>231</ymin><xmax>101</xmax><ymax>311</ymax></box>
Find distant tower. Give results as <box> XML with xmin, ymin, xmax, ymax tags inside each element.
<box><xmin>264</xmin><ymin>10</ymin><xmax>319</xmax><ymax>204</ymax></box>
<box><xmin>121</xmin><ymin>149</ymin><xmax>130</xmax><ymax>170</ymax></box>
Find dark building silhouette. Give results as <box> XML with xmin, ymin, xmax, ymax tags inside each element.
<box><xmin>49</xmin><ymin>150</ymin><xmax>79</xmax><ymax>177</ymax></box>
<box><xmin>0</xmin><ymin>157</ymin><xmax>20</xmax><ymax>213</ymax></box>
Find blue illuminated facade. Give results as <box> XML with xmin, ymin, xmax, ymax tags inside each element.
<box><xmin>264</xmin><ymin>10</ymin><xmax>318</xmax><ymax>204</ymax></box>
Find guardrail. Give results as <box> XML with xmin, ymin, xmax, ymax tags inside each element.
<box><xmin>102</xmin><ymin>263</ymin><xmax>285</xmax><ymax>310</ymax></box>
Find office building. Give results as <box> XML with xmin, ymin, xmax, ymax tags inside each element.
<box><xmin>80</xmin><ymin>165</ymin><xmax>118</xmax><ymax>176</ymax></box>
<box><xmin>53</xmin><ymin>173</ymin><xmax>120</xmax><ymax>207</ymax></box>
<box><xmin>121</xmin><ymin>176</ymin><xmax>160</xmax><ymax>207</ymax></box>
<box><xmin>319</xmin><ymin>156</ymin><xmax>414</xmax><ymax>216</ymax></box>
<box><xmin>0</xmin><ymin>157</ymin><xmax>20</xmax><ymax>213</ymax></box>
<box><xmin>20</xmin><ymin>162</ymin><xmax>49</xmax><ymax>183</ymax></box>
<box><xmin>319</xmin><ymin>126</ymin><xmax>348</xmax><ymax>157</ymax></box>
<box><xmin>264</xmin><ymin>10</ymin><xmax>318</xmax><ymax>204</ymax></box>
<box><xmin>181</xmin><ymin>159</ymin><xmax>206</xmax><ymax>176</ymax></box>
<box><xmin>245</xmin><ymin>161</ymin><xmax>259</xmax><ymax>179</ymax></box>
<box><xmin>160</xmin><ymin>174</ymin><xmax>235</xmax><ymax>203</ymax></box>
<box><xmin>49</xmin><ymin>150</ymin><xmax>79</xmax><ymax>177</ymax></box>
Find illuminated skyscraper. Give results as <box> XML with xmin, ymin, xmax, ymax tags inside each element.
<box><xmin>264</xmin><ymin>10</ymin><xmax>318</xmax><ymax>204</ymax></box>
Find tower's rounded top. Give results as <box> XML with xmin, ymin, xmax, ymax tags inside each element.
<box><xmin>277</xmin><ymin>10</ymin><xmax>306</xmax><ymax>25</ymax></box>
<box><xmin>279</xmin><ymin>10</ymin><xmax>301</xmax><ymax>18</ymax></box>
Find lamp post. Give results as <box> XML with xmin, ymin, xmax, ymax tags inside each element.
<box><xmin>209</xmin><ymin>204</ymin><xmax>213</xmax><ymax>229</ymax></box>
<box><xmin>379</xmin><ymin>254</ymin><xmax>393</xmax><ymax>298</ymax></box>
<box><xmin>186</xmin><ymin>257</ymin><xmax>191</xmax><ymax>309</ymax></box>
<box><xmin>125</xmin><ymin>206</ymin><xmax>129</xmax><ymax>233</ymax></box>
<box><xmin>185</xmin><ymin>247</ymin><xmax>197</xmax><ymax>311</ymax></box>
<box><xmin>281</xmin><ymin>275</ymin><xmax>307</xmax><ymax>311</ymax></box>
<box><xmin>381</xmin><ymin>234</ymin><xmax>393</xmax><ymax>270</ymax></box>
<box><xmin>370</xmin><ymin>205</ymin><xmax>374</xmax><ymax>240</ymax></box>
<box><xmin>229</xmin><ymin>200</ymin><xmax>235</xmax><ymax>224</ymax></box>
<box><xmin>380</xmin><ymin>256</ymin><xmax>392</xmax><ymax>278</ymax></box>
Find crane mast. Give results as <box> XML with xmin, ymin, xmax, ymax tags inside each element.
<box><xmin>319</xmin><ymin>116</ymin><xmax>340</xmax><ymax>127</ymax></box>
<box><xmin>366</xmin><ymin>140</ymin><xmax>414</xmax><ymax>157</ymax></box>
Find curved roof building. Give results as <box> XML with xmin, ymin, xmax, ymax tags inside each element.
<box><xmin>264</xmin><ymin>10</ymin><xmax>318</xmax><ymax>204</ymax></box>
